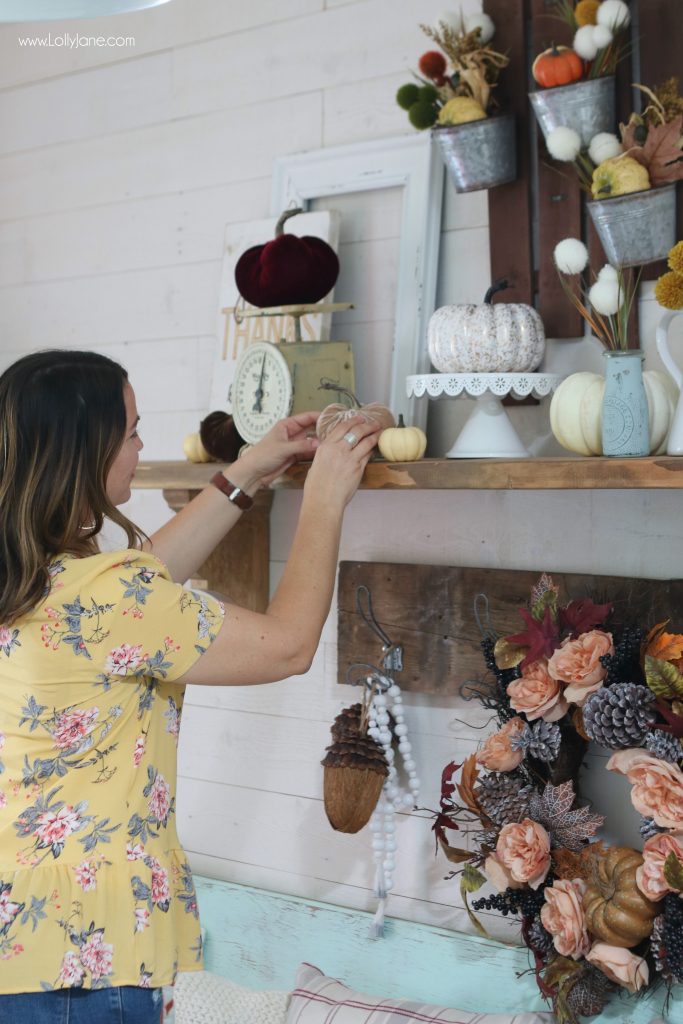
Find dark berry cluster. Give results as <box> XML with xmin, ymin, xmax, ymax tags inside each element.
<box><xmin>658</xmin><ymin>894</ymin><xmax>683</xmax><ymax>982</ymax></box>
<box><xmin>472</xmin><ymin>883</ymin><xmax>549</xmax><ymax>919</ymax></box>
<box><xmin>599</xmin><ymin>625</ymin><xmax>645</xmax><ymax>688</ymax></box>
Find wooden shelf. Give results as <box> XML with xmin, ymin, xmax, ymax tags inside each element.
<box><xmin>133</xmin><ymin>456</ymin><xmax>683</xmax><ymax>492</ymax></box>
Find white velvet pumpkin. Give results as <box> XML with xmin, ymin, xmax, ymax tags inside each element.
<box><xmin>428</xmin><ymin>282</ymin><xmax>546</xmax><ymax>374</ymax></box>
<box><xmin>550</xmin><ymin>370</ymin><xmax>679</xmax><ymax>455</ymax></box>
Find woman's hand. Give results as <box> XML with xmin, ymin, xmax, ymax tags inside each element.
<box><xmin>239</xmin><ymin>412</ymin><xmax>321</xmax><ymax>487</ymax></box>
<box><xmin>304</xmin><ymin>414</ymin><xmax>381</xmax><ymax>509</ymax></box>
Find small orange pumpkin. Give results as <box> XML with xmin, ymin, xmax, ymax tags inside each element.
<box><xmin>532</xmin><ymin>45</ymin><xmax>584</xmax><ymax>88</ymax></box>
<box><xmin>583</xmin><ymin>846</ymin><xmax>658</xmax><ymax>948</ymax></box>
<box><xmin>316</xmin><ymin>381</ymin><xmax>395</xmax><ymax>440</ymax></box>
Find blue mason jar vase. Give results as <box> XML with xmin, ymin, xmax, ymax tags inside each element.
<box><xmin>601</xmin><ymin>349</ymin><xmax>650</xmax><ymax>457</ymax></box>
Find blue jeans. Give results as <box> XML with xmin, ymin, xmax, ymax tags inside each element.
<box><xmin>0</xmin><ymin>986</ymin><xmax>163</xmax><ymax>1024</ymax></box>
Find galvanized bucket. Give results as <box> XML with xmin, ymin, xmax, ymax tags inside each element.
<box><xmin>587</xmin><ymin>184</ymin><xmax>677</xmax><ymax>267</ymax></box>
<box><xmin>529</xmin><ymin>76</ymin><xmax>615</xmax><ymax>149</ymax></box>
<box><xmin>432</xmin><ymin>114</ymin><xmax>516</xmax><ymax>193</ymax></box>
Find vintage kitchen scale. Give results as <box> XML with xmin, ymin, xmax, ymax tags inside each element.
<box><xmin>225</xmin><ymin>300</ymin><xmax>357</xmax><ymax>444</ymax></box>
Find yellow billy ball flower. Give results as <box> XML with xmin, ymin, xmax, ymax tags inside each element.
<box><xmin>655</xmin><ymin>270</ymin><xmax>683</xmax><ymax>311</ymax></box>
<box><xmin>575</xmin><ymin>0</ymin><xmax>601</xmax><ymax>27</ymax></box>
<box><xmin>667</xmin><ymin>241</ymin><xmax>683</xmax><ymax>275</ymax></box>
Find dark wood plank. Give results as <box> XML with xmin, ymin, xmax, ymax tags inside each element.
<box><xmin>337</xmin><ymin>562</ymin><xmax>683</xmax><ymax>695</ymax></box>
<box><xmin>530</xmin><ymin>0</ymin><xmax>583</xmax><ymax>336</ymax></box>
<box><xmin>484</xmin><ymin>0</ymin><xmax>533</xmax><ymax>304</ymax></box>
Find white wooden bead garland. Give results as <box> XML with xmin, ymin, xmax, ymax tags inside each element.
<box><xmin>366</xmin><ymin>676</ymin><xmax>420</xmax><ymax>938</ymax></box>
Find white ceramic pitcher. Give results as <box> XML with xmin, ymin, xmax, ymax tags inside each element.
<box><xmin>656</xmin><ymin>309</ymin><xmax>683</xmax><ymax>455</ymax></box>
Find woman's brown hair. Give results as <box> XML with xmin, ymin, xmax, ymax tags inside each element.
<box><xmin>0</xmin><ymin>349</ymin><xmax>146</xmax><ymax>624</ymax></box>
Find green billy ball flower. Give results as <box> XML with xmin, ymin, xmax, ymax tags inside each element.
<box><xmin>417</xmin><ymin>84</ymin><xmax>439</xmax><ymax>103</ymax></box>
<box><xmin>396</xmin><ymin>83</ymin><xmax>420</xmax><ymax>111</ymax></box>
<box><xmin>408</xmin><ymin>101</ymin><xmax>439</xmax><ymax>130</ymax></box>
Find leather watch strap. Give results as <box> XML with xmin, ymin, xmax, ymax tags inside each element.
<box><xmin>209</xmin><ymin>472</ymin><xmax>254</xmax><ymax>511</ymax></box>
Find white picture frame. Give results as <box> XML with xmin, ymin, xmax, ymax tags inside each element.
<box><xmin>271</xmin><ymin>134</ymin><xmax>444</xmax><ymax>431</ymax></box>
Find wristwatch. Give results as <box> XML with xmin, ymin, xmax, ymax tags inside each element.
<box><xmin>209</xmin><ymin>472</ymin><xmax>254</xmax><ymax>511</ymax></box>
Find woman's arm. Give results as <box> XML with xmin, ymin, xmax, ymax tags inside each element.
<box><xmin>143</xmin><ymin>412</ymin><xmax>320</xmax><ymax>582</ymax></box>
<box><xmin>176</xmin><ymin>415</ymin><xmax>380</xmax><ymax>686</ymax></box>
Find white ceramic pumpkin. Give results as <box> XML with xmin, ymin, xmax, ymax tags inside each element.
<box><xmin>549</xmin><ymin>370</ymin><xmax>679</xmax><ymax>455</ymax></box>
<box><xmin>183</xmin><ymin>431</ymin><xmax>213</xmax><ymax>462</ymax></box>
<box><xmin>428</xmin><ymin>280</ymin><xmax>546</xmax><ymax>374</ymax></box>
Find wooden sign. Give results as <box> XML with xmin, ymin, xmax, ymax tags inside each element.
<box><xmin>337</xmin><ymin>562</ymin><xmax>682</xmax><ymax>696</ymax></box>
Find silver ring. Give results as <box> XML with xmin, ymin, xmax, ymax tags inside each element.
<box><xmin>343</xmin><ymin>431</ymin><xmax>359</xmax><ymax>449</ymax></box>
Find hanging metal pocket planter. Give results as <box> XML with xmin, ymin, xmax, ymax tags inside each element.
<box><xmin>529</xmin><ymin>75</ymin><xmax>615</xmax><ymax>149</ymax></box>
<box><xmin>431</xmin><ymin>113</ymin><xmax>516</xmax><ymax>193</ymax></box>
<box><xmin>587</xmin><ymin>184</ymin><xmax>677</xmax><ymax>268</ymax></box>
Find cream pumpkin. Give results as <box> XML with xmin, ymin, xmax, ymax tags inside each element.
<box><xmin>378</xmin><ymin>416</ymin><xmax>427</xmax><ymax>462</ymax></box>
<box><xmin>428</xmin><ymin>280</ymin><xmax>546</xmax><ymax>373</ymax></box>
<box><xmin>550</xmin><ymin>370</ymin><xmax>679</xmax><ymax>455</ymax></box>
<box><xmin>182</xmin><ymin>431</ymin><xmax>213</xmax><ymax>463</ymax></box>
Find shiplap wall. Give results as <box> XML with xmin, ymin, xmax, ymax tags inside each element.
<box><xmin>1</xmin><ymin>0</ymin><xmax>682</xmax><ymax>945</ymax></box>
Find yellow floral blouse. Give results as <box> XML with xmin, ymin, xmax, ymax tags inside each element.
<box><xmin>0</xmin><ymin>550</ymin><xmax>224</xmax><ymax>994</ymax></box>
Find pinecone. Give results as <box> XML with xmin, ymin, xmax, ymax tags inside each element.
<box><xmin>566</xmin><ymin>965</ymin><xmax>614</xmax><ymax>1017</ymax></box>
<box><xmin>475</xmin><ymin>772</ymin><xmax>532</xmax><ymax>825</ymax></box>
<box><xmin>527</xmin><ymin>720</ymin><xmax>561</xmax><ymax>763</ymax></box>
<box><xmin>322</xmin><ymin>704</ymin><xmax>388</xmax><ymax>834</ymax></box>
<box><xmin>582</xmin><ymin>682</ymin><xmax>656</xmax><ymax>749</ymax></box>
<box><xmin>645</xmin><ymin>729</ymin><xmax>683</xmax><ymax>765</ymax></box>
<box><xmin>640</xmin><ymin>816</ymin><xmax>666</xmax><ymax>841</ymax></box>
<box><xmin>651</xmin><ymin>895</ymin><xmax>683</xmax><ymax>983</ymax></box>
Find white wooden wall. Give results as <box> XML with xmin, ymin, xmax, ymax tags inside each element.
<box><xmin>1</xmin><ymin>0</ymin><xmax>682</xmax><ymax>944</ymax></box>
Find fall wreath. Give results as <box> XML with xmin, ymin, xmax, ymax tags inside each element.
<box><xmin>433</xmin><ymin>574</ymin><xmax>683</xmax><ymax>1024</ymax></box>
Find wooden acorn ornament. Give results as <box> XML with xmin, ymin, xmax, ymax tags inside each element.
<box><xmin>234</xmin><ymin>207</ymin><xmax>340</xmax><ymax>308</ymax></box>
<box><xmin>321</xmin><ymin>703</ymin><xmax>388</xmax><ymax>834</ymax></box>
<box><xmin>316</xmin><ymin>381</ymin><xmax>395</xmax><ymax>440</ymax></box>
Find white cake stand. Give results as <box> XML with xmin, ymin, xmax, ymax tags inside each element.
<box><xmin>406</xmin><ymin>372</ymin><xmax>564</xmax><ymax>458</ymax></box>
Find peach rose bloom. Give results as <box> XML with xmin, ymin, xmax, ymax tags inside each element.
<box><xmin>607</xmin><ymin>748</ymin><xmax>683</xmax><ymax>829</ymax></box>
<box><xmin>476</xmin><ymin>717</ymin><xmax>527</xmax><ymax>772</ymax></box>
<box><xmin>636</xmin><ymin>832</ymin><xmax>683</xmax><ymax>901</ymax></box>
<box><xmin>540</xmin><ymin>878</ymin><xmax>590</xmax><ymax>959</ymax></box>
<box><xmin>547</xmin><ymin>630</ymin><xmax>613</xmax><ymax>705</ymax></box>
<box><xmin>496</xmin><ymin>818</ymin><xmax>551</xmax><ymax>890</ymax></box>
<box><xmin>507</xmin><ymin>660</ymin><xmax>568</xmax><ymax>723</ymax></box>
<box><xmin>586</xmin><ymin>943</ymin><xmax>649</xmax><ymax>994</ymax></box>
<box><xmin>483</xmin><ymin>853</ymin><xmax>522</xmax><ymax>893</ymax></box>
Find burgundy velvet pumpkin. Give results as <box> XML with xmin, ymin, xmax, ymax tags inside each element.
<box><xmin>234</xmin><ymin>207</ymin><xmax>340</xmax><ymax>307</ymax></box>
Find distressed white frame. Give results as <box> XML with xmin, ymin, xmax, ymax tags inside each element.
<box><xmin>271</xmin><ymin>135</ymin><xmax>444</xmax><ymax>431</ymax></box>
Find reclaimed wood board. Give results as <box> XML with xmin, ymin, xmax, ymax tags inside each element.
<box><xmin>337</xmin><ymin>562</ymin><xmax>682</xmax><ymax>695</ymax></box>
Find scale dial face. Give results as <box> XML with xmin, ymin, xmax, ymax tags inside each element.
<box><xmin>231</xmin><ymin>341</ymin><xmax>293</xmax><ymax>444</ymax></box>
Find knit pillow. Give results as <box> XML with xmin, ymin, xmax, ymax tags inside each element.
<box><xmin>285</xmin><ymin>963</ymin><xmax>555</xmax><ymax>1024</ymax></box>
<box><xmin>174</xmin><ymin>970</ymin><xmax>289</xmax><ymax>1024</ymax></box>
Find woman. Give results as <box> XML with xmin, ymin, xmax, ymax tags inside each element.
<box><xmin>0</xmin><ymin>349</ymin><xmax>379</xmax><ymax>1023</ymax></box>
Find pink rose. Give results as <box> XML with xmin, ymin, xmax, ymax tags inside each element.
<box><xmin>52</xmin><ymin>708</ymin><xmax>98</xmax><ymax>751</ymax></box>
<box><xmin>507</xmin><ymin>660</ymin><xmax>568</xmax><ymax>723</ymax></box>
<box><xmin>585</xmin><ymin>943</ymin><xmax>649</xmax><ymax>994</ymax></box>
<box><xmin>80</xmin><ymin>931</ymin><xmax>113</xmax><ymax>980</ymax></box>
<box><xmin>607</xmin><ymin>748</ymin><xmax>683</xmax><ymax>829</ymax></box>
<box><xmin>547</xmin><ymin>630</ymin><xmax>613</xmax><ymax>705</ymax></box>
<box><xmin>477</xmin><ymin>717</ymin><xmax>527</xmax><ymax>772</ymax></box>
<box><xmin>540</xmin><ymin>878</ymin><xmax>590</xmax><ymax>959</ymax></box>
<box><xmin>636</xmin><ymin>832</ymin><xmax>683</xmax><ymax>901</ymax></box>
<box><xmin>58</xmin><ymin>951</ymin><xmax>85</xmax><ymax>987</ymax></box>
<box><xmin>147</xmin><ymin>773</ymin><xmax>171</xmax><ymax>824</ymax></box>
<box><xmin>483</xmin><ymin>853</ymin><xmax>523</xmax><ymax>893</ymax></box>
<box><xmin>496</xmin><ymin>818</ymin><xmax>551</xmax><ymax>890</ymax></box>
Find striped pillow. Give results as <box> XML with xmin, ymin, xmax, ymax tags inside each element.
<box><xmin>285</xmin><ymin>964</ymin><xmax>554</xmax><ymax>1024</ymax></box>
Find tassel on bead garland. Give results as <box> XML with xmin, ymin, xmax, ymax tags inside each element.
<box><xmin>367</xmin><ymin>680</ymin><xmax>420</xmax><ymax>939</ymax></box>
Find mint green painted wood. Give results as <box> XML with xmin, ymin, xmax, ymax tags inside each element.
<box><xmin>194</xmin><ymin>876</ymin><xmax>682</xmax><ymax>1023</ymax></box>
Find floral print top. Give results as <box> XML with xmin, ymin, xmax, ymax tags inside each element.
<box><xmin>0</xmin><ymin>550</ymin><xmax>224</xmax><ymax>994</ymax></box>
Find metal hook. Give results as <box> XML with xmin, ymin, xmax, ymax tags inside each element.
<box><xmin>473</xmin><ymin>592</ymin><xmax>496</xmax><ymax>641</ymax></box>
<box><xmin>355</xmin><ymin>585</ymin><xmax>403</xmax><ymax>673</ymax></box>
<box><xmin>344</xmin><ymin>662</ymin><xmax>392</xmax><ymax>693</ymax></box>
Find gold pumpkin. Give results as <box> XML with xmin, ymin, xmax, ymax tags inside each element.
<box><xmin>378</xmin><ymin>415</ymin><xmax>427</xmax><ymax>462</ymax></box>
<box><xmin>583</xmin><ymin>847</ymin><xmax>658</xmax><ymax>948</ymax></box>
<box><xmin>182</xmin><ymin>432</ymin><xmax>213</xmax><ymax>463</ymax></box>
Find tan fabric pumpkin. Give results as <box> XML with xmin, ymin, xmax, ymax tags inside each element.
<box><xmin>583</xmin><ymin>847</ymin><xmax>658</xmax><ymax>948</ymax></box>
